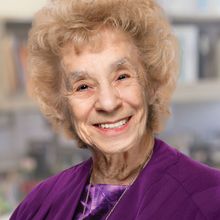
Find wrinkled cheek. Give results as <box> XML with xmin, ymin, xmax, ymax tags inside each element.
<box><xmin>73</xmin><ymin>122</ymin><xmax>93</xmax><ymax>145</ymax></box>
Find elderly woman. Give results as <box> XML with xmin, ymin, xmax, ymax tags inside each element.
<box><xmin>11</xmin><ymin>0</ymin><xmax>220</xmax><ymax>219</ymax></box>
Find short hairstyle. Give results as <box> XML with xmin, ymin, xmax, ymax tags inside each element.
<box><xmin>28</xmin><ymin>0</ymin><xmax>178</xmax><ymax>147</ymax></box>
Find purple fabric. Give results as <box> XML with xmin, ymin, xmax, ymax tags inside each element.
<box><xmin>74</xmin><ymin>184</ymin><xmax>127</xmax><ymax>219</ymax></box>
<box><xmin>10</xmin><ymin>139</ymin><xmax>220</xmax><ymax>220</ymax></box>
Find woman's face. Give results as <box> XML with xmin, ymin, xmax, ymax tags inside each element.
<box><xmin>61</xmin><ymin>30</ymin><xmax>149</xmax><ymax>154</ymax></box>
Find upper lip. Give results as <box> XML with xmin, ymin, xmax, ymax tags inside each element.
<box><xmin>93</xmin><ymin>116</ymin><xmax>131</xmax><ymax>126</ymax></box>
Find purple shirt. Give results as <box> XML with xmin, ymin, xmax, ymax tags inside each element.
<box><xmin>10</xmin><ymin>139</ymin><xmax>220</xmax><ymax>219</ymax></box>
<box><xmin>74</xmin><ymin>184</ymin><xmax>127</xmax><ymax>219</ymax></box>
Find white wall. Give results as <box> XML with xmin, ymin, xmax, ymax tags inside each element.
<box><xmin>0</xmin><ymin>0</ymin><xmax>47</xmax><ymax>19</ymax></box>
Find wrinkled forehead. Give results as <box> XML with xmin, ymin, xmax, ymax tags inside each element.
<box><xmin>59</xmin><ymin>28</ymin><xmax>145</xmax><ymax>86</ymax></box>
<box><xmin>60</xmin><ymin>28</ymin><xmax>136</xmax><ymax>56</ymax></box>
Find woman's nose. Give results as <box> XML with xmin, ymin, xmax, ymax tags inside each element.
<box><xmin>95</xmin><ymin>85</ymin><xmax>122</xmax><ymax>113</ymax></box>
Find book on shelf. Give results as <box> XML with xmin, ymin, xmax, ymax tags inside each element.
<box><xmin>216</xmin><ymin>38</ymin><xmax>220</xmax><ymax>80</ymax></box>
<box><xmin>173</xmin><ymin>25</ymin><xmax>199</xmax><ymax>83</ymax></box>
<box><xmin>1</xmin><ymin>35</ymin><xmax>17</xmax><ymax>96</ymax></box>
<box><xmin>0</xmin><ymin>34</ymin><xmax>28</xmax><ymax>97</ymax></box>
<box><xmin>0</xmin><ymin>38</ymin><xmax>6</xmax><ymax>97</ymax></box>
<box><xmin>199</xmin><ymin>26</ymin><xmax>220</xmax><ymax>80</ymax></box>
<box><xmin>13</xmin><ymin>35</ymin><xmax>28</xmax><ymax>93</ymax></box>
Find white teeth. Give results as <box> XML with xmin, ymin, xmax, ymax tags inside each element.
<box><xmin>99</xmin><ymin>118</ymin><xmax>128</xmax><ymax>129</ymax></box>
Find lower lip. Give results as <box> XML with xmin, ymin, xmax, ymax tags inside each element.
<box><xmin>94</xmin><ymin>117</ymin><xmax>131</xmax><ymax>135</ymax></box>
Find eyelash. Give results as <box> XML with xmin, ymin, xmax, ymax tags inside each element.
<box><xmin>117</xmin><ymin>73</ymin><xmax>130</xmax><ymax>81</ymax></box>
<box><xmin>75</xmin><ymin>73</ymin><xmax>130</xmax><ymax>92</ymax></box>
<box><xmin>76</xmin><ymin>84</ymin><xmax>89</xmax><ymax>92</ymax></box>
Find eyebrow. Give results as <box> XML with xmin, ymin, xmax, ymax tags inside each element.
<box><xmin>110</xmin><ymin>57</ymin><xmax>136</xmax><ymax>73</ymax></box>
<box><xmin>66</xmin><ymin>57</ymin><xmax>136</xmax><ymax>83</ymax></box>
<box><xmin>63</xmin><ymin>70</ymin><xmax>90</xmax><ymax>92</ymax></box>
<box><xmin>68</xmin><ymin>71</ymin><xmax>91</xmax><ymax>82</ymax></box>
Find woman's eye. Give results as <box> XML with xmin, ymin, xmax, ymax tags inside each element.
<box><xmin>117</xmin><ymin>73</ymin><xmax>130</xmax><ymax>81</ymax></box>
<box><xmin>76</xmin><ymin>84</ymin><xmax>89</xmax><ymax>91</ymax></box>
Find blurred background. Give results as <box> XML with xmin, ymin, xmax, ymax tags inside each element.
<box><xmin>0</xmin><ymin>0</ymin><xmax>220</xmax><ymax>218</ymax></box>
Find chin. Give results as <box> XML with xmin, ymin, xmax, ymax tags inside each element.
<box><xmin>92</xmin><ymin>137</ymin><xmax>139</xmax><ymax>155</ymax></box>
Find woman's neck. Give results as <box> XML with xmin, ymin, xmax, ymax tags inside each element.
<box><xmin>91</xmin><ymin>134</ymin><xmax>154</xmax><ymax>185</ymax></box>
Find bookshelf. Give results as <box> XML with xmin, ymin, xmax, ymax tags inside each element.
<box><xmin>0</xmin><ymin>2</ymin><xmax>220</xmax><ymax>109</ymax></box>
<box><xmin>174</xmin><ymin>80</ymin><xmax>220</xmax><ymax>103</ymax></box>
<box><xmin>0</xmin><ymin>18</ymin><xmax>31</xmax><ymax>110</ymax></box>
<box><xmin>0</xmin><ymin>1</ymin><xmax>220</xmax><ymax>215</ymax></box>
<box><xmin>170</xmin><ymin>14</ymin><xmax>220</xmax><ymax>23</ymax></box>
<box><xmin>167</xmin><ymin>11</ymin><xmax>220</xmax><ymax>104</ymax></box>
<box><xmin>0</xmin><ymin>0</ymin><xmax>220</xmax><ymax>110</ymax></box>
<box><xmin>0</xmin><ymin>96</ymin><xmax>36</xmax><ymax>112</ymax></box>
<box><xmin>1</xmin><ymin>32</ymin><xmax>220</xmax><ymax>112</ymax></box>
<box><xmin>0</xmin><ymin>0</ymin><xmax>46</xmax><ymax>115</ymax></box>
<box><xmin>169</xmin><ymin>12</ymin><xmax>220</xmax><ymax>103</ymax></box>
<box><xmin>155</xmin><ymin>0</ymin><xmax>220</xmax><ymax>97</ymax></box>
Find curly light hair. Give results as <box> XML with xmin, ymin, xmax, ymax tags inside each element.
<box><xmin>28</xmin><ymin>0</ymin><xmax>178</xmax><ymax>146</ymax></box>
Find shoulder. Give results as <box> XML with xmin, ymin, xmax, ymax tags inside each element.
<box><xmin>10</xmin><ymin>158</ymin><xmax>91</xmax><ymax>219</ymax></box>
<box><xmin>26</xmin><ymin>158</ymin><xmax>91</xmax><ymax>198</ymax></box>
<box><xmin>160</xmin><ymin>140</ymin><xmax>220</xmax><ymax>219</ymax></box>
<box><xmin>155</xmin><ymin>139</ymin><xmax>220</xmax><ymax>186</ymax></box>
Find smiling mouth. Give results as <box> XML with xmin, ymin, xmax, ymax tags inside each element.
<box><xmin>94</xmin><ymin>117</ymin><xmax>131</xmax><ymax>129</ymax></box>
